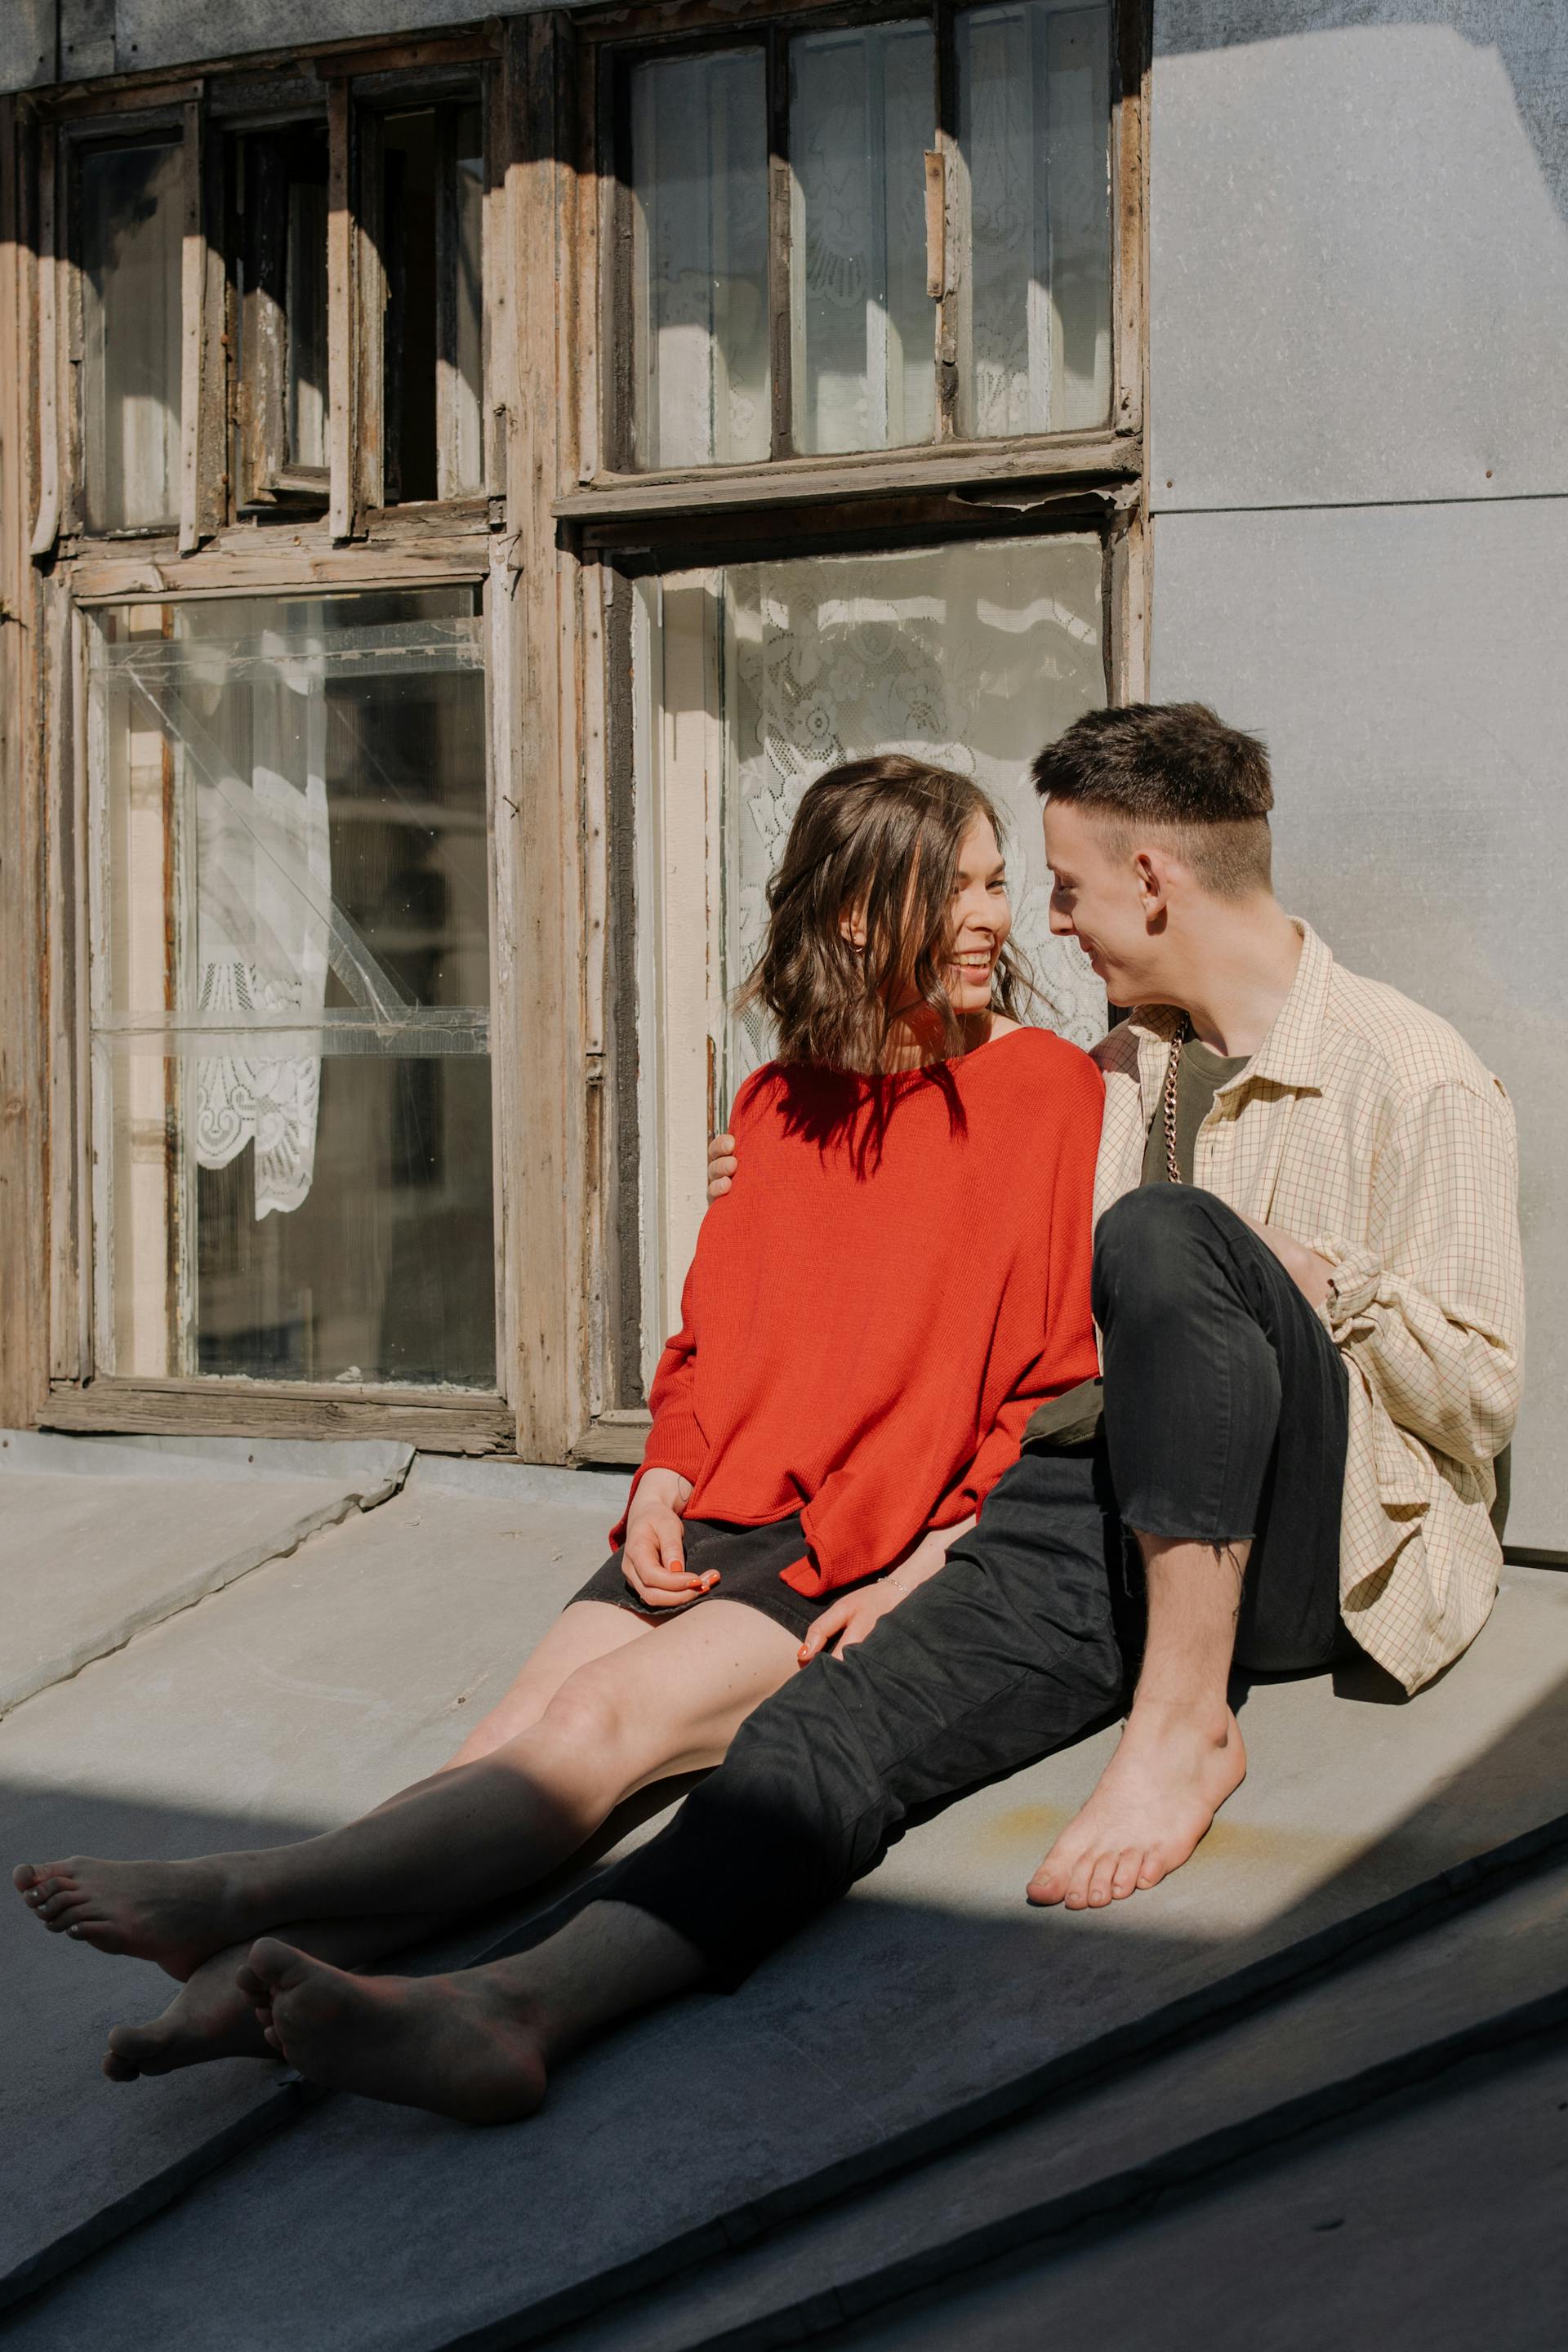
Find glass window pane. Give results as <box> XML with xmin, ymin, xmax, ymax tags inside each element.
<box><xmin>383</xmin><ymin>112</ymin><xmax>441</xmax><ymax>503</ymax></box>
<box><xmin>89</xmin><ymin>590</ymin><xmax>496</xmax><ymax>1388</ymax></box>
<box><xmin>629</xmin><ymin>536</ymin><xmax>1107</xmax><ymax>1379</ymax></box>
<box><xmin>236</xmin><ymin>125</ymin><xmax>330</xmax><ymax>500</ymax></box>
<box><xmin>80</xmin><ymin>140</ymin><xmax>183</xmax><ymax>532</ymax></box>
<box><xmin>284</xmin><ymin>141</ymin><xmax>330</xmax><ymax>474</ymax></box>
<box><xmin>381</xmin><ymin>103</ymin><xmax>486</xmax><ymax>502</ymax></box>
<box><xmin>958</xmin><ymin>2</ymin><xmax>1112</xmax><ymax>436</ymax></box>
<box><xmin>630</xmin><ymin>48</ymin><xmax>769</xmax><ymax>470</ymax></box>
<box><xmin>791</xmin><ymin>21</ymin><xmax>935</xmax><ymax>455</ymax></box>
<box><xmin>447</xmin><ymin>104</ymin><xmax>486</xmax><ymax>496</ymax></box>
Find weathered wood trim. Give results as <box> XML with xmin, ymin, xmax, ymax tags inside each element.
<box><xmin>555</xmin><ymin>428</ymin><xmax>1143</xmax><ymax>519</ymax></box>
<box><xmin>44</xmin><ymin>586</ymin><xmax>82</xmax><ymax>1383</ymax></box>
<box><xmin>579</xmin><ymin>0</ymin><xmax>911</xmax><ymax>45</ymax></box>
<box><xmin>326</xmin><ymin>78</ymin><xmax>358</xmax><ymax>541</ymax></box>
<box><xmin>501</xmin><ymin>10</ymin><xmax>581</xmax><ymax>1463</ymax></box>
<box><xmin>313</xmin><ymin>32</ymin><xmax>504</xmax><ymax>83</ymax></box>
<box><xmin>1112</xmin><ymin>0</ymin><xmax>1149</xmax><ymax>440</ymax></box>
<box><xmin>1110</xmin><ymin>497</ymin><xmax>1150</xmax><ymax>704</ymax></box>
<box><xmin>67</xmin><ymin>550</ymin><xmax>489</xmax><ymax>603</ymax></box>
<box><xmin>355</xmin><ymin>105</ymin><xmax>390</xmax><ymax>519</ymax></box>
<box><xmin>574</xmin><ymin>42</ymin><xmax>604</xmax><ymax>486</ymax></box>
<box><xmin>42</xmin><ymin>1382</ymin><xmax>514</xmax><ymax>1453</ymax></box>
<box><xmin>0</xmin><ymin>99</ymin><xmax>51</xmax><ymax>1426</ymax></box>
<box><xmin>570</xmin><ymin>1412</ymin><xmax>651</xmax><ymax>1468</ymax></box>
<box><xmin>29</xmin><ymin>122</ymin><xmax>60</xmax><ymax>557</ymax></box>
<box><xmin>39</xmin><ymin>84</ymin><xmax>203</xmax><ymax>123</ymax></box>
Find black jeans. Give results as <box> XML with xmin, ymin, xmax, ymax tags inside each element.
<box><xmin>606</xmin><ymin>1188</ymin><xmax>1350</xmax><ymax>1989</ymax></box>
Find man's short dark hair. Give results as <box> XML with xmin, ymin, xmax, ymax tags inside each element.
<box><xmin>1032</xmin><ymin>702</ymin><xmax>1274</xmax><ymax>899</ymax></box>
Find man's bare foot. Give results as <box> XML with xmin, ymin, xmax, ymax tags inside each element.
<box><xmin>236</xmin><ymin>1940</ymin><xmax>550</xmax><ymax>2125</ymax></box>
<box><xmin>1027</xmin><ymin>1704</ymin><xmax>1246</xmax><ymax>1910</ymax></box>
<box><xmin>104</xmin><ymin>1946</ymin><xmax>277</xmax><ymax>2081</ymax></box>
<box><xmin>12</xmin><ymin>1855</ymin><xmax>247</xmax><ymax>1980</ymax></box>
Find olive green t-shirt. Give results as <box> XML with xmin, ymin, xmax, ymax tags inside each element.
<box><xmin>1139</xmin><ymin>1035</ymin><xmax>1251</xmax><ymax>1187</ymax></box>
<box><xmin>1021</xmin><ymin>1034</ymin><xmax>1250</xmax><ymax>1450</ymax></box>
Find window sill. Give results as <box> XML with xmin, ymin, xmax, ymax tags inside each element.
<box><xmin>554</xmin><ymin>429</ymin><xmax>1142</xmax><ymax>523</ymax></box>
<box><xmin>571</xmin><ymin>1413</ymin><xmax>652</xmax><ymax>1468</ymax></box>
<box><xmin>43</xmin><ymin>1380</ymin><xmax>514</xmax><ymax>1455</ymax></box>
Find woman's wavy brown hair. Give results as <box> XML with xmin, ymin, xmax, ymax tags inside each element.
<box><xmin>736</xmin><ymin>755</ymin><xmax>1030</xmax><ymax>1075</ymax></box>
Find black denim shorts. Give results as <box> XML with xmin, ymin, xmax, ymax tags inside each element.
<box><xmin>570</xmin><ymin>1512</ymin><xmax>884</xmax><ymax>1643</ymax></box>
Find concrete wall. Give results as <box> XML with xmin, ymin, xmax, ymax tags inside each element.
<box><xmin>1147</xmin><ymin>2</ymin><xmax>1568</xmax><ymax>1546</ymax></box>
<box><xmin>0</xmin><ymin>0</ymin><xmax>559</xmax><ymax>90</ymax></box>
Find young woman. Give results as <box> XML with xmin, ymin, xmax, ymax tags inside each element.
<box><xmin>16</xmin><ymin>754</ymin><xmax>1104</xmax><ymax>2086</ymax></box>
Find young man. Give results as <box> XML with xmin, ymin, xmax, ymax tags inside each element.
<box><xmin>226</xmin><ymin>703</ymin><xmax>1524</xmax><ymax>2123</ymax></box>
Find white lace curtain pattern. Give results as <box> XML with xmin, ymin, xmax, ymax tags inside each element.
<box><xmin>190</xmin><ymin>640</ymin><xmax>332</xmax><ymax>1220</ymax></box>
<box><xmin>719</xmin><ymin>538</ymin><xmax>1111</xmax><ymax>1089</ymax></box>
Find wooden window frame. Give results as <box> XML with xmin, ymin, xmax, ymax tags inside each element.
<box><xmin>577</xmin><ymin>0</ymin><xmax>1145</xmax><ymax>503</ymax></box>
<box><xmin>3</xmin><ymin>5</ymin><xmax>1147</xmax><ymax>1468</ymax></box>
<box><xmin>566</xmin><ymin>0</ymin><xmax>1151</xmax><ymax>1463</ymax></box>
<box><xmin>16</xmin><ymin>24</ymin><xmax>542</xmax><ymax>1457</ymax></box>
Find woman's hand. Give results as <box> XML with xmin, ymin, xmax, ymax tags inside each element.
<box><xmin>621</xmin><ymin>1469</ymin><xmax>710</xmax><ymax>1609</ymax></box>
<box><xmin>706</xmin><ymin>1132</ymin><xmax>737</xmax><ymax>1203</ymax></box>
<box><xmin>797</xmin><ymin>1515</ymin><xmax>976</xmax><ymax>1664</ymax></box>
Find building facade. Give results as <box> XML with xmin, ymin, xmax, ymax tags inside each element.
<box><xmin>1</xmin><ymin>1</ymin><xmax>1563</xmax><ymax>1550</ymax></box>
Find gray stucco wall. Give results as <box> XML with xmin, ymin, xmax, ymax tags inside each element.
<box><xmin>1147</xmin><ymin>2</ymin><xmax>1568</xmax><ymax>1546</ymax></box>
<box><xmin>1</xmin><ymin>0</ymin><xmax>560</xmax><ymax>89</ymax></box>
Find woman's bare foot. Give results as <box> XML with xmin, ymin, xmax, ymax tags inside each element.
<box><xmin>103</xmin><ymin>1945</ymin><xmax>277</xmax><ymax>2081</ymax></box>
<box><xmin>236</xmin><ymin>1940</ymin><xmax>550</xmax><ymax>2125</ymax></box>
<box><xmin>1026</xmin><ymin>1703</ymin><xmax>1246</xmax><ymax>1910</ymax></box>
<box><xmin>12</xmin><ymin>1855</ymin><xmax>249</xmax><ymax>1980</ymax></box>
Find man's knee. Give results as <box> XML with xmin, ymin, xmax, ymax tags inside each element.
<box><xmin>1093</xmin><ymin>1185</ymin><xmax>1234</xmax><ymax>1325</ymax></box>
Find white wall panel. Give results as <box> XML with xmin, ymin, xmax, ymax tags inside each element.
<box><xmin>1150</xmin><ymin>2</ymin><xmax>1568</xmax><ymax>509</ymax></box>
<box><xmin>1150</xmin><ymin>497</ymin><xmax>1567</xmax><ymax>1548</ymax></box>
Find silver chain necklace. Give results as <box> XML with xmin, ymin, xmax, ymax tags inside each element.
<box><xmin>1161</xmin><ymin>1017</ymin><xmax>1192</xmax><ymax>1185</ymax></box>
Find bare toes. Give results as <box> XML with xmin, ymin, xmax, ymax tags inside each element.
<box><xmin>1110</xmin><ymin>1850</ymin><xmax>1143</xmax><ymax>1900</ymax></box>
<box><xmin>36</xmin><ymin>1890</ymin><xmax>88</xmax><ymax>1924</ymax></box>
<box><xmin>1085</xmin><ymin>1852</ymin><xmax>1119</xmax><ymax>1908</ymax></box>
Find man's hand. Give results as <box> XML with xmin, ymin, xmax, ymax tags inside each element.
<box><xmin>797</xmin><ymin>1581</ymin><xmax>907</xmax><ymax>1662</ymax></box>
<box><xmin>621</xmin><ymin>1468</ymin><xmax>710</xmax><ymax>1609</ymax></box>
<box><xmin>796</xmin><ymin>1516</ymin><xmax>974</xmax><ymax>1664</ymax></box>
<box><xmin>1239</xmin><ymin>1214</ymin><xmax>1334</xmax><ymax>1311</ymax></box>
<box><xmin>706</xmin><ymin>1132</ymin><xmax>737</xmax><ymax>1203</ymax></box>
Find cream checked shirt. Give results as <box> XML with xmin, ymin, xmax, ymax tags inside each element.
<box><xmin>1092</xmin><ymin>922</ymin><xmax>1524</xmax><ymax>1694</ymax></box>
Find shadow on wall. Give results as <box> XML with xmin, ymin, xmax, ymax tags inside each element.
<box><xmin>1154</xmin><ymin>2</ymin><xmax>1568</xmax><ymax>228</ymax></box>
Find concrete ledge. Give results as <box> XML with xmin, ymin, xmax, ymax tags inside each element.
<box><xmin>408</xmin><ymin>1454</ymin><xmax>630</xmax><ymax>1511</ymax></box>
<box><xmin>0</xmin><ymin>1432</ymin><xmax>414</xmax><ymax>1717</ymax></box>
<box><xmin>0</xmin><ymin>1431</ymin><xmax>414</xmax><ymax>1486</ymax></box>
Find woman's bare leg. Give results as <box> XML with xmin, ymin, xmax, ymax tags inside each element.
<box><xmin>27</xmin><ymin>1597</ymin><xmax>797</xmax><ymax>1984</ymax></box>
<box><xmin>96</xmin><ymin>1601</ymin><xmax>655</xmax><ymax>2076</ymax></box>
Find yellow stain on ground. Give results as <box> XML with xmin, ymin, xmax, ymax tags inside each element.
<box><xmin>976</xmin><ymin>1803</ymin><xmax>1363</xmax><ymax>1873</ymax></box>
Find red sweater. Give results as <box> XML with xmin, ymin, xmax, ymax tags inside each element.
<box><xmin>614</xmin><ymin>1027</ymin><xmax>1103</xmax><ymax>1597</ymax></box>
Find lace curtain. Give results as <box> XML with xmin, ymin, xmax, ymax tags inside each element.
<box><xmin>188</xmin><ymin>634</ymin><xmax>332</xmax><ymax>1219</ymax></box>
<box><xmin>631</xmin><ymin>49</ymin><xmax>770</xmax><ymax>469</ymax></box>
<box><xmin>958</xmin><ymin>1</ymin><xmax>1112</xmax><ymax>438</ymax></box>
<box><xmin>791</xmin><ymin>22</ymin><xmax>935</xmax><ymax>453</ymax></box>
<box><xmin>719</xmin><ymin>535</ymin><xmax>1110</xmax><ymax>1089</ymax></box>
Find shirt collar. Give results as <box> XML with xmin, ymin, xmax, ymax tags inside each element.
<box><xmin>1124</xmin><ymin>920</ymin><xmax>1332</xmax><ymax>1094</ymax></box>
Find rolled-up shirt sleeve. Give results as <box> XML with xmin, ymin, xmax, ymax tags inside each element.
<box><xmin>1310</xmin><ymin>1080</ymin><xmax>1523</xmax><ymax>1472</ymax></box>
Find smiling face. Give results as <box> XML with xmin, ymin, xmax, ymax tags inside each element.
<box><xmin>942</xmin><ymin>813</ymin><xmax>1013</xmax><ymax>1015</ymax></box>
<box><xmin>1043</xmin><ymin>799</ymin><xmax>1171</xmax><ymax>1008</ymax></box>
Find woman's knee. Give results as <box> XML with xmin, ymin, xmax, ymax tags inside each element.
<box><xmin>521</xmin><ymin>1666</ymin><xmax>636</xmax><ymax>1780</ymax></box>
